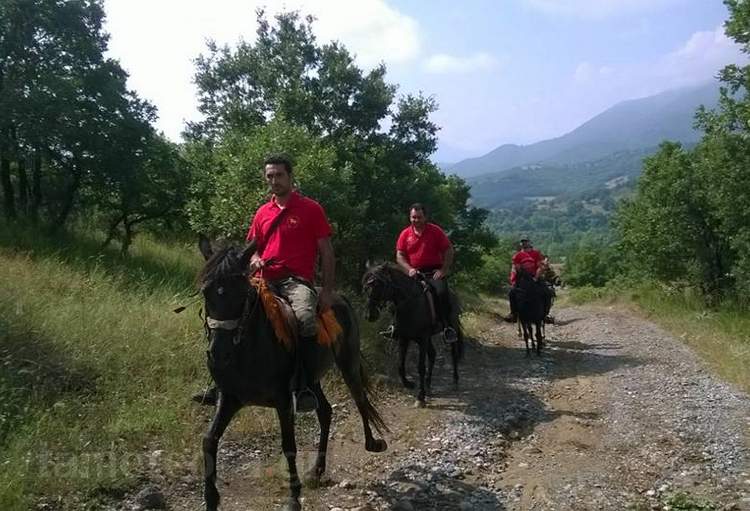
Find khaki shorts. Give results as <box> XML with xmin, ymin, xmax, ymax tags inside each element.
<box><xmin>272</xmin><ymin>277</ymin><xmax>318</xmax><ymax>337</ymax></box>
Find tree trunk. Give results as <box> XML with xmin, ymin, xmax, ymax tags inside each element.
<box><xmin>0</xmin><ymin>154</ymin><xmax>15</xmax><ymax>220</ymax></box>
<box><xmin>121</xmin><ymin>217</ymin><xmax>133</xmax><ymax>256</ymax></box>
<box><xmin>31</xmin><ymin>151</ymin><xmax>42</xmax><ymax>223</ymax></box>
<box><xmin>101</xmin><ymin>213</ymin><xmax>126</xmax><ymax>250</ymax></box>
<box><xmin>17</xmin><ymin>155</ymin><xmax>28</xmax><ymax>215</ymax></box>
<box><xmin>50</xmin><ymin>164</ymin><xmax>80</xmax><ymax>233</ymax></box>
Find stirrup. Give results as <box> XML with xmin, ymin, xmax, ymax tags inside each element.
<box><xmin>293</xmin><ymin>388</ymin><xmax>319</xmax><ymax>413</ymax></box>
<box><xmin>379</xmin><ymin>324</ymin><xmax>396</xmax><ymax>339</ymax></box>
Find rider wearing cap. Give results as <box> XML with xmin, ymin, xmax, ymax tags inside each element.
<box><xmin>395</xmin><ymin>203</ymin><xmax>457</xmax><ymax>342</ymax></box>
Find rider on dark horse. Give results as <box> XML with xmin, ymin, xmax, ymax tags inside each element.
<box><xmin>393</xmin><ymin>203</ymin><xmax>458</xmax><ymax>343</ymax></box>
<box><xmin>504</xmin><ymin>235</ymin><xmax>554</xmax><ymax>323</ymax></box>
<box><xmin>194</xmin><ymin>154</ymin><xmax>334</xmax><ymax>413</ymax></box>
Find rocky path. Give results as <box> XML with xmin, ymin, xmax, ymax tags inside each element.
<box><xmin>155</xmin><ymin>305</ymin><xmax>750</xmax><ymax>511</ymax></box>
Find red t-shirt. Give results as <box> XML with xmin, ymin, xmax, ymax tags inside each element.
<box><xmin>509</xmin><ymin>248</ymin><xmax>544</xmax><ymax>285</ymax></box>
<box><xmin>246</xmin><ymin>192</ymin><xmax>332</xmax><ymax>282</ymax></box>
<box><xmin>396</xmin><ymin>223</ymin><xmax>451</xmax><ymax>270</ymax></box>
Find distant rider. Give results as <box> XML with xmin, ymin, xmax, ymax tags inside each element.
<box><xmin>394</xmin><ymin>203</ymin><xmax>457</xmax><ymax>342</ymax></box>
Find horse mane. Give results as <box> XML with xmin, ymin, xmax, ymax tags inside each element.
<box><xmin>196</xmin><ymin>246</ymin><xmax>242</xmax><ymax>289</ymax></box>
<box><xmin>364</xmin><ymin>262</ymin><xmax>413</xmax><ymax>288</ymax></box>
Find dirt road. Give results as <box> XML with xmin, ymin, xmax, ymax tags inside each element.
<box><xmin>158</xmin><ymin>305</ymin><xmax>749</xmax><ymax>511</ymax></box>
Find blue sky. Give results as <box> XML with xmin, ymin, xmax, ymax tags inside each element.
<box><xmin>104</xmin><ymin>0</ymin><xmax>742</xmax><ymax>163</ymax></box>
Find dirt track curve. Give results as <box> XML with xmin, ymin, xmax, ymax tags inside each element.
<box><xmin>146</xmin><ymin>305</ymin><xmax>749</xmax><ymax>511</ymax></box>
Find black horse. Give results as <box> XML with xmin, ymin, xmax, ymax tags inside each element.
<box><xmin>362</xmin><ymin>263</ymin><xmax>463</xmax><ymax>406</ymax></box>
<box><xmin>197</xmin><ymin>240</ymin><xmax>388</xmax><ymax>511</ymax></box>
<box><xmin>514</xmin><ymin>266</ymin><xmax>546</xmax><ymax>355</ymax></box>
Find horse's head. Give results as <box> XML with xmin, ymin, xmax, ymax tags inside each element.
<box><xmin>362</xmin><ymin>263</ymin><xmax>394</xmax><ymax>322</ymax></box>
<box><xmin>197</xmin><ymin>238</ymin><xmax>257</xmax><ymax>370</ymax></box>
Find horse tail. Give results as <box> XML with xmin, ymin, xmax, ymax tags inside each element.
<box><xmin>357</xmin><ymin>356</ymin><xmax>390</xmax><ymax>435</ymax></box>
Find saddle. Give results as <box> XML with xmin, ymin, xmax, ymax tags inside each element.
<box><xmin>248</xmin><ymin>278</ymin><xmax>342</xmax><ymax>351</ymax></box>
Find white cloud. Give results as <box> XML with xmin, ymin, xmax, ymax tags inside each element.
<box><xmin>657</xmin><ymin>26</ymin><xmax>746</xmax><ymax>85</ymax></box>
<box><xmin>570</xmin><ymin>26</ymin><xmax>745</xmax><ymax>92</ymax></box>
<box><xmin>424</xmin><ymin>52</ymin><xmax>498</xmax><ymax>74</ymax></box>
<box><xmin>103</xmin><ymin>0</ymin><xmax>421</xmax><ymax>140</ymax></box>
<box><xmin>297</xmin><ymin>0</ymin><xmax>420</xmax><ymax>67</ymax></box>
<box><xmin>522</xmin><ymin>0</ymin><xmax>683</xmax><ymax>19</ymax></box>
<box><xmin>574</xmin><ymin>62</ymin><xmax>616</xmax><ymax>83</ymax></box>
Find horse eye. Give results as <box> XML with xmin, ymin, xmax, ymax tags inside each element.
<box><xmin>217</xmin><ymin>287</ymin><xmax>224</xmax><ymax>295</ymax></box>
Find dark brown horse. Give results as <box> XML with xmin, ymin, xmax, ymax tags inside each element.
<box><xmin>362</xmin><ymin>263</ymin><xmax>463</xmax><ymax>407</ymax></box>
<box><xmin>515</xmin><ymin>266</ymin><xmax>545</xmax><ymax>355</ymax></box>
<box><xmin>197</xmin><ymin>240</ymin><xmax>387</xmax><ymax>511</ymax></box>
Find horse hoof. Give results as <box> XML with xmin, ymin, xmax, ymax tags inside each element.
<box><xmin>402</xmin><ymin>380</ymin><xmax>415</xmax><ymax>389</ymax></box>
<box><xmin>279</xmin><ymin>498</ymin><xmax>301</xmax><ymax>511</ymax></box>
<box><xmin>366</xmin><ymin>438</ymin><xmax>388</xmax><ymax>453</ymax></box>
<box><xmin>303</xmin><ymin>469</ymin><xmax>323</xmax><ymax>488</ymax></box>
<box><xmin>414</xmin><ymin>399</ymin><xmax>426</xmax><ymax>408</ymax></box>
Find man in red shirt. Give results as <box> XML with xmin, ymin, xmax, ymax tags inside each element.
<box><xmin>246</xmin><ymin>154</ymin><xmax>335</xmax><ymax>413</ymax></box>
<box><xmin>395</xmin><ymin>203</ymin><xmax>457</xmax><ymax>341</ymax></box>
<box><xmin>504</xmin><ymin>236</ymin><xmax>545</xmax><ymax>322</ymax></box>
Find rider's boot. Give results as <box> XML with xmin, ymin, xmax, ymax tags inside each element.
<box><xmin>291</xmin><ymin>335</ymin><xmax>319</xmax><ymax>414</ymax></box>
<box><xmin>379</xmin><ymin>323</ymin><xmax>396</xmax><ymax>339</ymax></box>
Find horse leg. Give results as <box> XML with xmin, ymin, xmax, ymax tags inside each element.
<box><xmin>304</xmin><ymin>383</ymin><xmax>332</xmax><ymax>487</ymax></box>
<box><xmin>426</xmin><ymin>338</ymin><xmax>436</xmax><ymax>395</ymax></box>
<box><xmin>398</xmin><ymin>337</ymin><xmax>414</xmax><ymax>389</ymax></box>
<box><xmin>522</xmin><ymin>322</ymin><xmax>531</xmax><ymax>355</ymax></box>
<box><xmin>536</xmin><ymin>321</ymin><xmax>544</xmax><ymax>355</ymax></box>
<box><xmin>450</xmin><ymin>329</ymin><xmax>461</xmax><ymax>387</ymax></box>
<box><xmin>276</xmin><ymin>405</ymin><xmax>302</xmax><ymax>511</ymax></box>
<box><xmin>416</xmin><ymin>338</ymin><xmax>427</xmax><ymax>406</ymax></box>
<box><xmin>203</xmin><ymin>392</ymin><xmax>241</xmax><ymax>511</ymax></box>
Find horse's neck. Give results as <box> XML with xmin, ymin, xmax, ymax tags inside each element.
<box><xmin>386</xmin><ymin>268</ymin><xmax>421</xmax><ymax>302</ymax></box>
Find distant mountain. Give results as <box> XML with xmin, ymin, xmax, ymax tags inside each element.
<box><xmin>468</xmin><ymin>148</ymin><xmax>651</xmax><ymax>209</ymax></box>
<box><xmin>451</xmin><ymin>82</ymin><xmax>719</xmax><ymax>179</ymax></box>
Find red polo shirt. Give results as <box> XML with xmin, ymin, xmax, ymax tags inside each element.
<box><xmin>396</xmin><ymin>223</ymin><xmax>451</xmax><ymax>270</ymax></box>
<box><xmin>509</xmin><ymin>248</ymin><xmax>544</xmax><ymax>285</ymax></box>
<box><xmin>246</xmin><ymin>192</ymin><xmax>332</xmax><ymax>282</ymax></box>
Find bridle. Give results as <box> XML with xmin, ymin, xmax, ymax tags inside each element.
<box><xmin>202</xmin><ymin>272</ymin><xmax>261</xmax><ymax>346</ymax></box>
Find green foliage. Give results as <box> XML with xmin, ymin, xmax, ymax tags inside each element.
<box><xmin>609</xmin><ymin>1</ymin><xmax>750</xmax><ymax>302</ymax></box>
<box><xmin>456</xmin><ymin>239</ymin><xmax>515</xmax><ymax>293</ymax></box>
<box><xmin>0</xmin><ymin>0</ymin><xmax>187</xmax><ymax>247</ymax></box>
<box><xmin>663</xmin><ymin>492</ymin><xmax>717</xmax><ymax>510</ymax></box>
<box><xmin>185</xmin><ymin>10</ymin><xmax>496</xmax><ymax>286</ymax></box>
<box><xmin>564</xmin><ymin>235</ymin><xmax>621</xmax><ymax>287</ymax></box>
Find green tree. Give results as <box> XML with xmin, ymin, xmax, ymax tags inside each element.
<box><xmin>0</xmin><ymin>0</ymin><xmax>167</xmax><ymax>237</ymax></box>
<box><xmin>185</xmin><ymin>10</ymin><xmax>496</xmax><ymax>286</ymax></box>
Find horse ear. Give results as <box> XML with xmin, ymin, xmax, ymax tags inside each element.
<box><xmin>239</xmin><ymin>239</ymin><xmax>257</xmax><ymax>269</ymax></box>
<box><xmin>198</xmin><ymin>235</ymin><xmax>213</xmax><ymax>260</ymax></box>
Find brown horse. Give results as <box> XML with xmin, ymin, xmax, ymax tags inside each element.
<box><xmin>197</xmin><ymin>239</ymin><xmax>388</xmax><ymax>511</ymax></box>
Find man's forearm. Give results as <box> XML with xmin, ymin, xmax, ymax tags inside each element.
<box><xmin>396</xmin><ymin>251</ymin><xmax>413</xmax><ymax>273</ymax></box>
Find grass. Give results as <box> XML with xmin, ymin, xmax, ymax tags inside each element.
<box><xmin>0</xmin><ymin>223</ymin><xmax>211</xmax><ymax>509</ymax></box>
<box><xmin>0</xmin><ymin>221</ymin><xmax>397</xmax><ymax>510</ymax></box>
<box><xmin>569</xmin><ymin>282</ymin><xmax>750</xmax><ymax>393</ymax></box>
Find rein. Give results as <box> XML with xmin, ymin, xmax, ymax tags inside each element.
<box><xmin>203</xmin><ymin>275</ymin><xmax>262</xmax><ymax>346</ymax></box>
